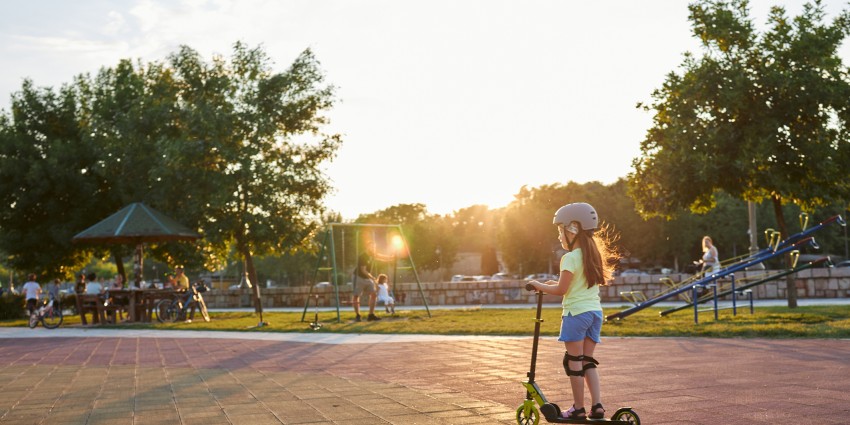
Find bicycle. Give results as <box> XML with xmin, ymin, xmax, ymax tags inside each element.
<box><xmin>28</xmin><ymin>294</ymin><xmax>63</xmax><ymax>329</ymax></box>
<box><xmin>155</xmin><ymin>282</ymin><xmax>210</xmax><ymax>323</ymax></box>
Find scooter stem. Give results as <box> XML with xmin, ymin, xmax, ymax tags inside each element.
<box><xmin>526</xmin><ymin>283</ymin><xmax>545</xmax><ymax>385</ymax></box>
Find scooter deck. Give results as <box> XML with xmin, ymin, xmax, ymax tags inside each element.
<box><xmin>544</xmin><ymin>418</ymin><xmax>632</xmax><ymax>424</ymax></box>
<box><xmin>539</xmin><ymin>404</ymin><xmax>638</xmax><ymax>424</ymax></box>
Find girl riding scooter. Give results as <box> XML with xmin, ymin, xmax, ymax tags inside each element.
<box><xmin>527</xmin><ymin>202</ymin><xmax>619</xmax><ymax>420</ymax></box>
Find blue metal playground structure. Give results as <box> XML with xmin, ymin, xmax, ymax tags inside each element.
<box><xmin>606</xmin><ymin>214</ymin><xmax>846</xmax><ymax>323</ymax></box>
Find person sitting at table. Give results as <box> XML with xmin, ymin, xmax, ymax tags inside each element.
<box><xmin>163</xmin><ymin>273</ymin><xmax>177</xmax><ymax>289</ymax></box>
<box><xmin>174</xmin><ymin>266</ymin><xmax>190</xmax><ymax>291</ymax></box>
<box><xmin>75</xmin><ymin>273</ymin><xmax>87</xmax><ymax>294</ymax></box>
<box><xmin>107</xmin><ymin>274</ymin><xmax>128</xmax><ymax>322</ymax></box>
<box><xmin>85</xmin><ymin>273</ymin><xmax>103</xmax><ymax>294</ymax></box>
<box><xmin>109</xmin><ymin>274</ymin><xmax>124</xmax><ymax>290</ymax></box>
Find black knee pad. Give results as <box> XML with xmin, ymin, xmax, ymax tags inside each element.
<box><xmin>582</xmin><ymin>355</ymin><xmax>599</xmax><ymax>372</ymax></box>
<box><xmin>563</xmin><ymin>351</ymin><xmax>585</xmax><ymax>377</ymax></box>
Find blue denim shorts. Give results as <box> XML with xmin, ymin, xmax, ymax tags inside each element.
<box><xmin>558</xmin><ymin>310</ymin><xmax>603</xmax><ymax>343</ymax></box>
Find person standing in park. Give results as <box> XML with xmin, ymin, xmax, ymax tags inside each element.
<box><xmin>22</xmin><ymin>273</ymin><xmax>42</xmax><ymax>316</ymax></box>
<box><xmin>352</xmin><ymin>240</ymin><xmax>393</xmax><ymax>322</ymax></box>
<box><xmin>527</xmin><ymin>203</ymin><xmax>619</xmax><ymax>420</ymax></box>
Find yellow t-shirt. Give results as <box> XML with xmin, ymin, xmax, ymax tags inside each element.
<box><xmin>176</xmin><ymin>274</ymin><xmax>190</xmax><ymax>291</ymax></box>
<box><xmin>560</xmin><ymin>248</ymin><xmax>602</xmax><ymax>316</ymax></box>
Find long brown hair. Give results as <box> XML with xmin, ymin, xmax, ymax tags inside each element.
<box><xmin>572</xmin><ymin>222</ymin><xmax>619</xmax><ymax>288</ymax></box>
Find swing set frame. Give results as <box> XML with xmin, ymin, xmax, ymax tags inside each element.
<box><xmin>300</xmin><ymin>223</ymin><xmax>432</xmax><ymax>323</ymax></box>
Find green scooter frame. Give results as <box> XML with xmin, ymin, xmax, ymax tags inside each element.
<box><xmin>516</xmin><ymin>284</ymin><xmax>640</xmax><ymax>425</ymax></box>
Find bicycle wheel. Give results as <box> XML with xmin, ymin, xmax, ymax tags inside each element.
<box><xmin>165</xmin><ymin>301</ymin><xmax>181</xmax><ymax>323</ymax></box>
<box><xmin>155</xmin><ymin>299</ymin><xmax>176</xmax><ymax>323</ymax></box>
<box><xmin>41</xmin><ymin>306</ymin><xmax>63</xmax><ymax>329</ymax></box>
<box><xmin>28</xmin><ymin>312</ymin><xmax>38</xmax><ymax>329</ymax></box>
<box><xmin>198</xmin><ymin>298</ymin><xmax>210</xmax><ymax>322</ymax></box>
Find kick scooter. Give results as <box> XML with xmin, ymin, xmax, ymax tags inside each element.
<box><xmin>517</xmin><ymin>284</ymin><xmax>640</xmax><ymax>425</ymax></box>
<box><xmin>308</xmin><ymin>294</ymin><xmax>323</xmax><ymax>331</ymax></box>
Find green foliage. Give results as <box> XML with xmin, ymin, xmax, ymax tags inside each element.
<box><xmin>0</xmin><ymin>293</ymin><xmax>26</xmax><ymax>320</ymax></box>
<box><xmin>0</xmin><ymin>81</ymin><xmax>99</xmax><ymax>279</ymax></box>
<box><xmin>61</xmin><ymin>293</ymin><xmax>77</xmax><ymax>315</ymax></box>
<box><xmin>630</xmin><ymin>0</ymin><xmax>850</xmax><ymax>219</ymax></box>
<box><xmin>0</xmin><ymin>42</ymin><xmax>341</xmax><ymax>290</ymax></box>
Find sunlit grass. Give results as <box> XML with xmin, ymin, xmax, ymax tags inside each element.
<box><xmin>3</xmin><ymin>305</ymin><xmax>849</xmax><ymax>338</ymax></box>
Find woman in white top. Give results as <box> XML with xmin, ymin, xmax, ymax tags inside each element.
<box><xmin>701</xmin><ymin>236</ymin><xmax>720</xmax><ymax>274</ymax></box>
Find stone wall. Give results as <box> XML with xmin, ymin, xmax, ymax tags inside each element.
<box><xmin>203</xmin><ymin>267</ymin><xmax>850</xmax><ymax>309</ymax></box>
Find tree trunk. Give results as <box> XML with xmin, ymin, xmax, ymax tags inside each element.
<box><xmin>112</xmin><ymin>249</ymin><xmax>126</xmax><ymax>284</ymax></box>
<box><xmin>245</xmin><ymin>249</ymin><xmax>263</xmax><ymax>314</ymax></box>
<box><xmin>771</xmin><ymin>195</ymin><xmax>798</xmax><ymax>308</ymax></box>
<box><xmin>237</xmin><ymin>233</ymin><xmax>263</xmax><ymax>315</ymax></box>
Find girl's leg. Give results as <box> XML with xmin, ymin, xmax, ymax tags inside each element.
<box><xmin>582</xmin><ymin>338</ymin><xmax>603</xmax><ymax>415</ymax></box>
<box><xmin>564</xmin><ymin>340</ymin><xmax>585</xmax><ymax>411</ymax></box>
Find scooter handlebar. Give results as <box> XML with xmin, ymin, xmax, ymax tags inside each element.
<box><xmin>525</xmin><ymin>283</ymin><xmax>535</xmax><ymax>291</ymax></box>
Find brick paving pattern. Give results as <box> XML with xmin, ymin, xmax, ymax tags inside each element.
<box><xmin>1</xmin><ymin>334</ymin><xmax>849</xmax><ymax>424</ymax></box>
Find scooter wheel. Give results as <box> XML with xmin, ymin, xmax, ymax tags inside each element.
<box><xmin>612</xmin><ymin>407</ymin><xmax>640</xmax><ymax>425</ymax></box>
<box><xmin>515</xmin><ymin>404</ymin><xmax>539</xmax><ymax>425</ymax></box>
<box><xmin>540</xmin><ymin>403</ymin><xmax>561</xmax><ymax>421</ymax></box>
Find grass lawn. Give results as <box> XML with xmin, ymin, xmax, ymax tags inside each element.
<box><xmin>3</xmin><ymin>304</ymin><xmax>850</xmax><ymax>338</ymax></box>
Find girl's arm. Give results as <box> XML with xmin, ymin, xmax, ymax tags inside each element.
<box><xmin>529</xmin><ymin>270</ymin><xmax>574</xmax><ymax>296</ymax></box>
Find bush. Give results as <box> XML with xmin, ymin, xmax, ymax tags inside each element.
<box><xmin>0</xmin><ymin>293</ymin><xmax>26</xmax><ymax>320</ymax></box>
<box><xmin>61</xmin><ymin>293</ymin><xmax>78</xmax><ymax>314</ymax></box>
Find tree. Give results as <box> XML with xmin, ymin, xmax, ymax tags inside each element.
<box><xmin>0</xmin><ymin>80</ymin><xmax>97</xmax><ymax>280</ymax></box>
<box><xmin>0</xmin><ymin>42</ymin><xmax>341</xmax><ymax>306</ymax></box>
<box><xmin>78</xmin><ymin>58</ymin><xmax>185</xmax><ymax>281</ymax></box>
<box><xmin>153</xmin><ymin>43</ymin><xmax>341</xmax><ymax>313</ymax></box>
<box><xmin>499</xmin><ymin>182</ymin><xmax>615</xmax><ymax>276</ymax></box>
<box><xmin>629</xmin><ymin>0</ymin><xmax>850</xmax><ymax>306</ymax></box>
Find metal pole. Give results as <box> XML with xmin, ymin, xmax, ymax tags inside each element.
<box><xmin>693</xmin><ymin>285</ymin><xmax>700</xmax><ymax>324</ymax></box>
<box><xmin>329</xmin><ymin>225</ymin><xmax>340</xmax><ymax>323</ymax></box>
<box><xmin>748</xmin><ymin>201</ymin><xmax>765</xmax><ymax>270</ymax></box>
<box><xmin>731</xmin><ymin>274</ymin><xmax>737</xmax><ymax>316</ymax></box>
<box><xmin>712</xmin><ymin>282</ymin><xmax>718</xmax><ymax>321</ymax></box>
<box><xmin>843</xmin><ymin>211</ymin><xmax>850</xmax><ymax>260</ymax></box>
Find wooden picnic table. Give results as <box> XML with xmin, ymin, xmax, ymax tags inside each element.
<box><xmin>76</xmin><ymin>288</ymin><xmax>177</xmax><ymax>325</ymax></box>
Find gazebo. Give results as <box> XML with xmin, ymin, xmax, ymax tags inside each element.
<box><xmin>72</xmin><ymin>202</ymin><xmax>201</xmax><ymax>287</ymax></box>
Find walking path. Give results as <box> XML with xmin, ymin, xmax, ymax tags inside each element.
<box><xmin>1</xmin><ymin>326</ymin><xmax>849</xmax><ymax>425</ymax></box>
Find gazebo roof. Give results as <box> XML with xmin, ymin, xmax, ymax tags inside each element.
<box><xmin>72</xmin><ymin>202</ymin><xmax>200</xmax><ymax>244</ymax></box>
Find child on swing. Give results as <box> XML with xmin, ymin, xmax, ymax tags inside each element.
<box><xmin>376</xmin><ymin>274</ymin><xmax>395</xmax><ymax>314</ymax></box>
<box><xmin>527</xmin><ymin>202</ymin><xmax>619</xmax><ymax>420</ymax></box>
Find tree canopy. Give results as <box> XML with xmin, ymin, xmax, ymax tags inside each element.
<box><xmin>628</xmin><ymin>0</ymin><xmax>850</xmax><ymax>306</ymax></box>
<box><xmin>0</xmin><ymin>42</ymin><xmax>341</xmax><ymax>299</ymax></box>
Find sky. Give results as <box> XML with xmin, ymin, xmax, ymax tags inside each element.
<box><xmin>2</xmin><ymin>0</ymin><xmax>848</xmax><ymax>219</ymax></box>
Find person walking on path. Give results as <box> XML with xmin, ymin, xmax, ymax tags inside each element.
<box><xmin>527</xmin><ymin>202</ymin><xmax>619</xmax><ymax>420</ymax></box>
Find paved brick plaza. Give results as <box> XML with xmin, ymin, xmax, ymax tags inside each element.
<box><xmin>0</xmin><ymin>330</ymin><xmax>848</xmax><ymax>424</ymax></box>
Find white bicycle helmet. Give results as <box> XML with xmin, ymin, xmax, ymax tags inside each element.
<box><xmin>553</xmin><ymin>202</ymin><xmax>598</xmax><ymax>231</ymax></box>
